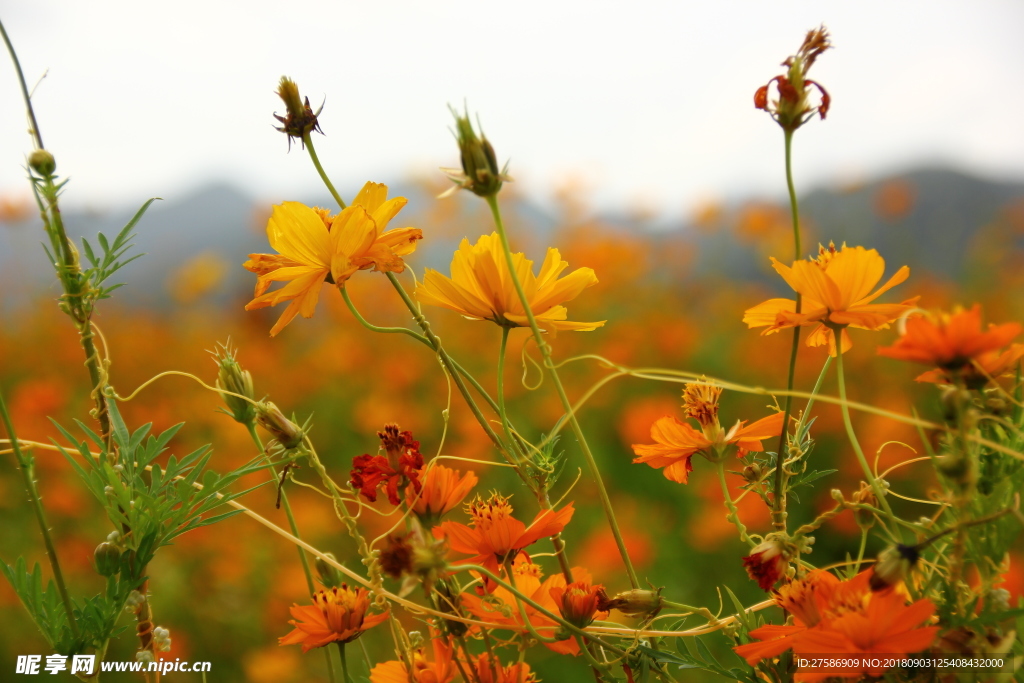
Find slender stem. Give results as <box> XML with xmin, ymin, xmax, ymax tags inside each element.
<box><xmin>717</xmin><ymin>461</ymin><xmax>752</xmax><ymax>547</ymax></box>
<box><xmin>0</xmin><ymin>389</ymin><xmax>79</xmax><ymax>638</ymax></box>
<box><xmin>303</xmin><ymin>133</ymin><xmax>346</xmax><ymax>210</ymax></box>
<box><xmin>771</xmin><ymin>128</ymin><xmax>804</xmax><ymax>534</ymax></box>
<box><xmin>385</xmin><ymin>273</ymin><xmax>532</xmax><ymax>488</ymax></box>
<box><xmin>344</xmin><ymin>285</ymin><xmax>500</xmax><ymax>415</ymax></box>
<box><xmin>502</xmin><ymin>557</ymin><xmax>560</xmax><ymax>644</ymax></box>
<box><xmin>336</xmin><ymin>642</ymin><xmax>353</xmax><ymax>683</ymax></box>
<box><xmin>833</xmin><ymin>339</ymin><xmax>897</xmax><ymax>524</ymax></box>
<box><xmin>853</xmin><ymin>527</ymin><xmax>868</xmax><ymax>574</ymax></box>
<box><xmin>245</xmin><ymin>423</ymin><xmax>336</xmax><ymax>683</ymax></box>
<box><xmin>0</xmin><ymin>20</ymin><xmax>44</xmax><ymax>149</ymax></box>
<box><xmin>496</xmin><ymin>326</ymin><xmax>516</xmax><ymax>445</ymax></box>
<box><xmin>484</xmin><ymin>194</ymin><xmax>639</xmax><ymax>589</ymax></box>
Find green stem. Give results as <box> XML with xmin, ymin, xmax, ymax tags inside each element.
<box><xmin>484</xmin><ymin>194</ymin><xmax>639</xmax><ymax>590</ymax></box>
<box><xmin>303</xmin><ymin>133</ymin><xmax>346</xmax><ymax>210</ymax></box>
<box><xmin>832</xmin><ymin>338</ymin><xmax>898</xmax><ymax>525</ymax></box>
<box><xmin>336</xmin><ymin>642</ymin><xmax>353</xmax><ymax>683</ymax></box>
<box><xmin>853</xmin><ymin>526</ymin><xmax>868</xmax><ymax>574</ymax></box>
<box><xmin>496</xmin><ymin>326</ymin><xmax>515</xmax><ymax>446</ymax></box>
<box><xmin>385</xmin><ymin>273</ymin><xmax>531</xmax><ymax>485</ymax></box>
<box><xmin>246</xmin><ymin>424</ymin><xmax>335</xmax><ymax>682</ymax></box>
<box><xmin>771</xmin><ymin>129</ymin><xmax>804</xmax><ymax>534</ymax></box>
<box><xmin>0</xmin><ymin>20</ymin><xmax>43</xmax><ymax>149</ymax></box>
<box><xmin>717</xmin><ymin>461</ymin><xmax>752</xmax><ymax>547</ymax></box>
<box><xmin>344</xmin><ymin>285</ymin><xmax>500</xmax><ymax>416</ymax></box>
<box><xmin>0</xmin><ymin>389</ymin><xmax>79</xmax><ymax>638</ymax></box>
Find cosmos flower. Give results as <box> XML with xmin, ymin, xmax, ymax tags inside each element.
<box><xmin>742</xmin><ymin>539</ymin><xmax>789</xmax><ymax>591</ymax></box>
<box><xmin>877</xmin><ymin>304</ymin><xmax>1023</xmax><ymax>387</ymax></box>
<box><xmin>744</xmin><ymin>242</ymin><xmax>916</xmax><ymax>355</ymax></box>
<box><xmin>407</xmin><ymin>465</ymin><xmax>479</xmax><ymax>527</ymax></box>
<box><xmin>631</xmin><ymin>382</ymin><xmax>784</xmax><ymax>484</ymax></box>
<box><xmin>436</xmin><ymin>493</ymin><xmax>574</xmax><ymax>578</ymax></box>
<box><xmin>279</xmin><ymin>586</ymin><xmax>388</xmax><ymax>653</ymax></box>
<box><xmin>350</xmin><ymin>425</ymin><xmax>424</xmax><ymax>505</ymax></box>
<box><xmin>244</xmin><ymin>182</ymin><xmax>422</xmax><ymax>336</ymax></box>
<box><xmin>415</xmin><ymin>233</ymin><xmax>604</xmax><ymax>332</ymax></box>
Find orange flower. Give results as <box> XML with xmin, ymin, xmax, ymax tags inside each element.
<box><xmin>244</xmin><ymin>182</ymin><xmax>422</xmax><ymax>336</ymax></box>
<box><xmin>734</xmin><ymin>569</ymin><xmax>938</xmax><ymax>682</ymax></box>
<box><xmin>552</xmin><ymin>580</ymin><xmax>605</xmax><ymax>629</ymax></box>
<box><xmin>462</xmin><ymin>557</ymin><xmax>597</xmax><ymax>655</ymax></box>
<box><xmin>632</xmin><ymin>384</ymin><xmax>784</xmax><ymax>484</ymax></box>
<box><xmin>470</xmin><ymin>653</ymin><xmax>537</xmax><ymax>683</ymax></box>
<box><xmin>744</xmin><ymin>243</ymin><xmax>917</xmax><ymax>355</ymax></box>
<box><xmin>407</xmin><ymin>465</ymin><xmax>479</xmax><ymax>526</ymax></box>
<box><xmin>350</xmin><ymin>425</ymin><xmax>424</xmax><ymax>505</ymax></box>
<box><xmin>279</xmin><ymin>586</ymin><xmax>388</xmax><ymax>653</ymax></box>
<box><xmin>369</xmin><ymin>633</ymin><xmax>456</xmax><ymax>683</ymax></box>
<box><xmin>877</xmin><ymin>305</ymin><xmax>1023</xmax><ymax>387</ymax></box>
<box><xmin>435</xmin><ymin>494</ymin><xmax>574</xmax><ymax>577</ymax></box>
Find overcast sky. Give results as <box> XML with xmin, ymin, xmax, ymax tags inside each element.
<box><xmin>1</xmin><ymin>1</ymin><xmax>1023</xmax><ymax>217</ymax></box>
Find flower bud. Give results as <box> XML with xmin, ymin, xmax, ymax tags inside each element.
<box><xmin>597</xmin><ymin>587</ymin><xmax>663</xmax><ymax>617</ymax></box>
<box><xmin>742</xmin><ymin>538</ymin><xmax>789</xmax><ymax>591</ymax></box>
<box><xmin>28</xmin><ymin>149</ymin><xmax>56</xmax><ymax>176</ymax></box>
<box><xmin>552</xmin><ymin>581</ymin><xmax>604</xmax><ymax>629</ymax></box>
<box><xmin>315</xmin><ymin>553</ymin><xmax>344</xmax><ymax>589</ymax></box>
<box><xmin>152</xmin><ymin>626</ymin><xmax>172</xmax><ymax>652</ymax></box>
<box><xmin>869</xmin><ymin>544</ymin><xmax>919</xmax><ymax>591</ymax></box>
<box><xmin>442</xmin><ymin>107</ymin><xmax>509</xmax><ymax>198</ymax></box>
<box><xmin>742</xmin><ymin>462</ymin><xmax>764</xmax><ymax>484</ymax></box>
<box><xmin>211</xmin><ymin>340</ymin><xmax>257</xmax><ymax>425</ymax></box>
<box><xmin>93</xmin><ymin>541</ymin><xmax>121</xmax><ymax>577</ymax></box>
<box><xmin>255</xmin><ymin>402</ymin><xmax>304</xmax><ymax>449</ymax></box>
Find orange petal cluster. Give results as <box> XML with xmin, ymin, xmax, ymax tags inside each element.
<box><xmin>408</xmin><ymin>465</ymin><xmax>479</xmax><ymax>527</ymax></box>
<box><xmin>369</xmin><ymin>633</ymin><xmax>456</xmax><ymax>683</ymax></box>
<box><xmin>877</xmin><ymin>304</ymin><xmax>1023</xmax><ymax>387</ymax></box>
<box><xmin>278</xmin><ymin>586</ymin><xmax>388</xmax><ymax>653</ymax></box>
<box><xmin>734</xmin><ymin>569</ymin><xmax>938</xmax><ymax>682</ymax></box>
<box><xmin>744</xmin><ymin>243</ymin><xmax>917</xmax><ymax>355</ymax></box>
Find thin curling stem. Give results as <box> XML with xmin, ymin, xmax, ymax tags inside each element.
<box><xmin>245</xmin><ymin>424</ymin><xmax>337</xmax><ymax>683</ymax></box>
<box><xmin>0</xmin><ymin>389</ymin><xmax>79</xmax><ymax>639</ymax></box>
<box><xmin>484</xmin><ymin>194</ymin><xmax>640</xmax><ymax>590</ymax></box>
<box><xmin>0</xmin><ymin>20</ymin><xmax>43</xmax><ymax>149</ymax></box>
<box><xmin>771</xmin><ymin>128</ymin><xmax>804</xmax><ymax>533</ymax></box>
<box><xmin>302</xmin><ymin>133</ymin><xmax>346</xmax><ymax>210</ymax></box>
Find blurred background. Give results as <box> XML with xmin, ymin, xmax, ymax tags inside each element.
<box><xmin>2</xmin><ymin>1</ymin><xmax>1024</xmax><ymax>681</ymax></box>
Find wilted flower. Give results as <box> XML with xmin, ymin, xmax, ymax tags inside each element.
<box><xmin>754</xmin><ymin>26</ymin><xmax>832</xmax><ymax>131</ymax></box>
<box><xmin>742</xmin><ymin>538</ymin><xmax>789</xmax><ymax>591</ymax></box>
<box><xmin>279</xmin><ymin>586</ymin><xmax>388</xmax><ymax>653</ymax></box>
<box><xmin>350</xmin><ymin>425</ymin><xmax>424</xmax><ymax>505</ymax></box>
<box><xmin>744</xmin><ymin>243</ymin><xmax>917</xmax><ymax>355</ymax></box>
<box><xmin>416</xmin><ymin>233</ymin><xmax>605</xmax><ymax>332</ymax></box>
<box><xmin>273</xmin><ymin>77</ymin><xmax>322</xmax><ymax>149</ymax></box>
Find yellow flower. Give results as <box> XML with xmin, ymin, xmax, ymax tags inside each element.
<box><xmin>415</xmin><ymin>233</ymin><xmax>604</xmax><ymax>332</ymax></box>
<box><xmin>743</xmin><ymin>243</ymin><xmax>916</xmax><ymax>355</ymax></box>
<box><xmin>244</xmin><ymin>182</ymin><xmax>422</xmax><ymax>336</ymax></box>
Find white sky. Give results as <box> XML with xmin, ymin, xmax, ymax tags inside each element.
<box><xmin>2</xmin><ymin>0</ymin><xmax>1023</xmax><ymax>217</ymax></box>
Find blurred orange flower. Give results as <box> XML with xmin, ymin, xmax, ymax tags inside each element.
<box><xmin>470</xmin><ymin>653</ymin><xmax>537</xmax><ymax>683</ymax></box>
<box><xmin>408</xmin><ymin>464</ymin><xmax>478</xmax><ymax>527</ymax></box>
<box><xmin>278</xmin><ymin>586</ymin><xmax>388</xmax><ymax>653</ymax></box>
<box><xmin>416</xmin><ymin>233</ymin><xmax>605</xmax><ymax>332</ymax></box>
<box><xmin>744</xmin><ymin>243</ymin><xmax>916</xmax><ymax>355</ymax></box>
<box><xmin>735</xmin><ymin>569</ymin><xmax>938</xmax><ymax>682</ymax></box>
<box><xmin>877</xmin><ymin>304</ymin><xmax>1023</xmax><ymax>387</ymax></box>
<box><xmin>244</xmin><ymin>182</ymin><xmax>422</xmax><ymax>335</ymax></box>
<box><xmin>436</xmin><ymin>494</ymin><xmax>574</xmax><ymax>577</ymax></box>
<box><xmin>370</xmin><ymin>633</ymin><xmax>455</xmax><ymax>683</ymax></box>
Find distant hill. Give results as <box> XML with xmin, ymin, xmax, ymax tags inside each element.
<box><xmin>2</xmin><ymin>167</ymin><xmax>1022</xmax><ymax>310</ymax></box>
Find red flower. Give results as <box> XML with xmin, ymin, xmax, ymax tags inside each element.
<box><xmin>742</xmin><ymin>539</ymin><xmax>789</xmax><ymax>591</ymax></box>
<box><xmin>350</xmin><ymin>424</ymin><xmax>424</xmax><ymax>505</ymax></box>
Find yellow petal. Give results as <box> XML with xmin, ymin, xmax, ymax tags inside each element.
<box><xmin>267</xmin><ymin>202</ymin><xmax>331</xmax><ymax>267</ymax></box>
<box><xmin>825</xmin><ymin>246</ymin><xmax>885</xmax><ymax>309</ymax></box>
<box><xmin>352</xmin><ymin>181</ymin><xmax>389</xmax><ymax>214</ymax></box>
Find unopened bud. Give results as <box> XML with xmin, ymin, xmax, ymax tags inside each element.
<box><xmin>135</xmin><ymin>650</ymin><xmax>154</xmax><ymax>664</ymax></box>
<box><xmin>315</xmin><ymin>553</ymin><xmax>344</xmax><ymax>589</ymax></box>
<box><xmin>212</xmin><ymin>341</ymin><xmax>257</xmax><ymax>424</ymax></box>
<box><xmin>446</xmin><ymin>107</ymin><xmax>507</xmax><ymax>198</ymax></box>
<box><xmin>742</xmin><ymin>462</ymin><xmax>764</xmax><ymax>484</ymax></box>
<box><xmin>152</xmin><ymin>626</ymin><xmax>172</xmax><ymax>652</ymax></box>
<box><xmin>597</xmin><ymin>588</ymin><xmax>663</xmax><ymax>617</ymax></box>
<box><xmin>255</xmin><ymin>402</ymin><xmax>304</xmax><ymax>449</ymax></box>
<box><xmin>407</xmin><ymin>631</ymin><xmax>425</xmax><ymax>649</ymax></box>
<box><xmin>94</xmin><ymin>542</ymin><xmax>121</xmax><ymax>577</ymax></box>
<box><xmin>28</xmin><ymin>149</ymin><xmax>56</xmax><ymax>176</ymax></box>
<box><xmin>870</xmin><ymin>544</ymin><xmax>919</xmax><ymax>591</ymax></box>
